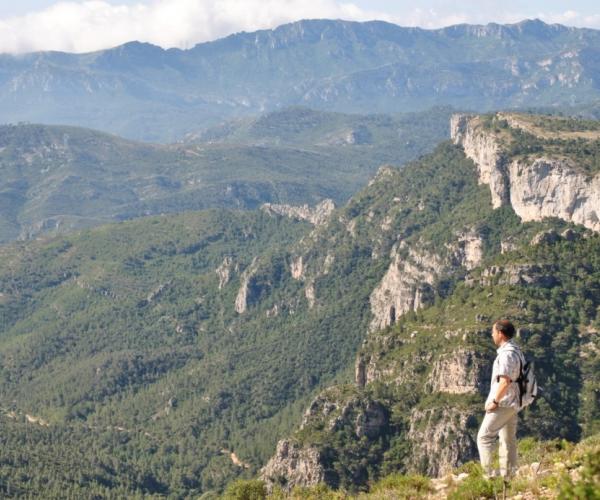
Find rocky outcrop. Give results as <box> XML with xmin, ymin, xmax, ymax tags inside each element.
<box><xmin>425</xmin><ymin>349</ymin><xmax>491</xmax><ymax>395</ymax></box>
<box><xmin>407</xmin><ymin>407</ymin><xmax>479</xmax><ymax>477</ymax></box>
<box><xmin>304</xmin><ymin>281</ymin><xmax>316</xmax><ymax>309</ymax></box>
<box><xmin>234</xmin><ymin>258</ymin><xmax>259</xmax><ymax>314</ymax></box>
<box><xmin>261</xmin><ymin>199</ymin><xmax>335</xmax><ymax>226</ymax></box>
<box><xmin>449</xmin><ymin>231</ymin><xmax>484</xmax><ymax>270</ymax></box>
<box><xmin>530</xmin><ymin>229</ymin><xmax>560</xmax><ymax>246</ymax></box>
<box><xmin>451</xmin><ymin>113</ymin><xmax>600</xmax><ymax>232</ymax></box>
<box><xmin>216</xmin><ymin>257</ymin><xmax>234</xmax><ymax>289</ymax></box>
<box><xmin>300</xmin><ymin>391</ymin><xmax>387</xmax><ymax>438</ymax></box>
<box><xmin>369</xmin><ymin>243</ymin><xmax>444</xmax><ymax>331</ymax></box>
<box><xmin>472</xmin><ymin>263</ymin><xmax>559</xmax><ymax>288</ymax></box>
<box><xmin>261</xmin><ymin>440</ymin><xmax>326</xmax><ymax>491</ymax></box>
<box><xmin>353</xmin><ymin>401</ymin><xmax>387</xmax><ymax>439</ymax></box>
<box><xmin>290</xmin><ymin>256</ymin><xmax>304</xmax><ymax>280</ymax></box>
<box><xmin>507</xmin><ymin>158</ymin><xmax>600</xmax><ymax>231</ymax></box>
<box><xmin>450</xmin><ymin>114</ymin><xmax>509</xmax><ymax>208</ymax></box>
<box><xmin>355</xmin><ymin>355</ymin><xmax>367</xmax><ymax>388</ymax></box>
<box><xmin>264</xmin><ymin>389</ymin><xmax>387</xmax><ymax>491</ymax></box>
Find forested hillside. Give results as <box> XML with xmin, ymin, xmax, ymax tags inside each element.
<box><xmin>0</xmin><ymin>107</ymin><xmax>449</xmax><ymax>243</ymax></box>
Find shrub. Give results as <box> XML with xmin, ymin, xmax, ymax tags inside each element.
<box><xmin>223</xmin><ymin>479</ymin><xmax>267</xmax><ymax>500</ymax></box>
<box><xmin>558</xmin><ymin>450</ymin><xmax>600</xmax><ymax>500</ymax></box>
<box><xmin>289</xmin><ymin>483</ymin><xmax>347</xmax><ymax>499</ymax></box>
<box><xmin>447</xmin><ymin>476</ymin><xmax>504</xmax><ymax>500</ymax></box>
<box><xmin>369</xmin><ymin>473</ymin><xmax>432</xmax><ymax>498</ymax></box>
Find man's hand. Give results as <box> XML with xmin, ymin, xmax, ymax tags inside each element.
<box><xmin>485</xmin><ymin>400</ymin><xmax>498</xmax><ymax>412</ymax></box>
<box><xmin>485</xmin><ymin>375</ymin><xmax>511</xmax><ymax>412</ymax></box>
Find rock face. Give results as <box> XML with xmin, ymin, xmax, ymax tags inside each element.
<box><xmin>234</xmin><ymin>258</ymin><xmax>259</xmax><ymax>314</ymax></box>
<box><xmin>473</xmin><ymin>264</ymin><xmax>559</xmax><ymax>288</ymax></box>
<box><xmin>407</xmin><ymin>407</ymin><xmax>479</xmax><ymax>477</ymax></box>
<box><xmin>355</xmin><ymin>355</ymin><xmax>367</xmax><ymax>388</ymax></box>
<box><xmin>261</xmin><ymin>199</ymin><xmax>335</xmax><ymax>226</ymax></box>
<box><xmin>508</xmin><ymin>158</ymin><xmax>600</xmax><ymax>231</ymax></box>
<box><xmin>300</xmin><ymin>391</ymin><xmax>388</xmax><ymax>439</ymax></box>
<box><xmin>369</xmin><ymin>243</ymin><xmax>444</xmax><ymax>331</ymax></box>
<box><xmin>290</xmin><ymin>256</ymin><xmax>304</xmax><ymax>280</ymax></box>
<box><xmin>216</xmin><ymin>257</ymin><xmax>234</xmax><ymax>289</ymax></box>
<box><xmin>263</xmin><ymin>390</ymin><xmax>389</xmax><ymax>491</ymax></box>
<box><xmin>261</xmin><ymin>440</ymin><xmax>326</xmax><ymax>491</ymax></box>
<box><xmin>449</xmin><ymin>232</ymin><xmax>484</xmax><ymax>270</ymax></box>
<box><xmin>451</xmin><ymin>114</ymin><xmax>509</xmax><ymax>208</ymax></box>
<box><xmin>451</xmin><ymin>113</ymin><xmax>600</xmax><ymax>232</ymax></box>
<box><xmin>304</xmin><ymin>281</ymin><xmax>316</xmax><ymax>309</ymax></box>
<box><xmin>426</xmin><ymin>349</ymin><xmax>491</xmax><ymax>395</ymax></box>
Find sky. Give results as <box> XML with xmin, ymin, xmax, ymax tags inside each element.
<box><xmin>0</xmin><ymin>0</ymin><xmax>598</xmax><ymax>54</ymax></box>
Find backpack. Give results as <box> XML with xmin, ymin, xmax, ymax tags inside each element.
<box><xmin>515</xmin><ymin>353</ymin><xmax>538</xmax><ymax>409</ymax></box>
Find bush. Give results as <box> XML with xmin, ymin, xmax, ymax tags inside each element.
<box><xmin>558</xmin><ymin>450</ymin><xmax>600</xmax><ymax>499</ymax></box>
<box><xmin>223</xmin><ymin>479</ymin><xmax>267</xmax><ymax>500</ymax></box>
<box><xmin>289</xmin><ymin>483</ymin><xmax>347</xmax><ymax>499</ymax></box>
<box><xmin>455</xmin><ymin>461</ymin><xmax>484</xmax><ymax>476</ymax></box>
<box><xmin>447</xmin><ymin>476</ymin><xmax>504</xmax><ymax>500</ymax></box>
<box><xmin>369</xmin><ymin>473</ymin><xmax>432</xmax><ymax>498</ymax></box>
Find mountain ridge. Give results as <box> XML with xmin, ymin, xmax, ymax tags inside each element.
<box><xmin>2</xmin><ymin>19</ymin><xmax>600</xmax><ymax>141</ymax></box>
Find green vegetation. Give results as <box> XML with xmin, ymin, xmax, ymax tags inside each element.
<box><xmin>480</xmin><ymin>113</ymin><xmax>600</xmax><ymax>175</ymax></box>
<box><xmin>531</xmin><ymin>115</ymin><xmax>600</xmax><ymax>133</ymax></box>
<box><xmin>0</xmin><ymin>209</ymin><xmax>318</xmax><ymax>496</ymax></box>
<box><xmin>0</xmin><ymin>107</ymin><xmax>450</xmax><ymax>243</ymax></box>
<box><xmin>366</xmin><ymin>473</ymin><xmax>432</xmax><ymax>498</ymax></box>
<box><xmin>507</xmin><ymin>128</ymin><xmax>600</xmax><ymax>175</ymax></box>
<box><xmin>0</xmin><ymin>122</ymin><xmax>599</xmax><ymax>497</ymax></box>
<box><xmin>224</xmin><ymin>479</ymin><xmax>268</xmax><ymax>499</ymax></box>
<box><xmin>218</xmin><ymin>433</ymin><xmax>600</xmax><ymax>498</ymax></box>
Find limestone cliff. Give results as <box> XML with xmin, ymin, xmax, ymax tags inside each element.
<box><xmin>369</xmin><ymin>243</ymin><xmax>444</xmax><ymax>331</ymax></box>
<box><xmin>407</xmin><ymin>407</ymin><xmax>479</xmax><ymax>477</ymax></box>
<box><xmin>262</xmin><ymin>389</ymin><xmax>388</xmax><ymax>491</ymax></box>
<box><xmin>468</xmin><ymin>263</ymin><xmax>559</xmax><ymax>288</ymax></box>
<box><xmin>451</xmin><ymin>113</ymin><xmax>600</xmax><ymax>232</ymax></box>
<box><xmin>448</xmin><ymin>231</ymin><xmax>484</xmax><ymax>270</ymax></box>
<box><xmin>425</xmin><ymin>349</ymin><xmax>491</xmax><ymax>395</ymax></box>
<box><xmin>263</xmin><ymin>335</ymin><xmax>489</xmax><ymax>489</ymax></box>
<box><xmin>261</xmin><ymin>199</ymin><xmax>335</xmax><ymax>226</ymax></box>
<box><xmin>234</xmin><ymin>258</ymin><xmax>259</xmax><ymax>314</ymax></box>
<box><xmin>261</xmin><ymin>440</ymin><xmax>326</xmax><ymax>491</ymax></box>
<box><xmin>216</xmin><ymin>257</ymin><xmax>235</xmax><ymax>289</ymax></box>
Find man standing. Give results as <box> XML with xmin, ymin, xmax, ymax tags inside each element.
<box><xmin>477</xmin><ymin>319</ymin><xmax>524</xmax><ymax>479</ymax></box>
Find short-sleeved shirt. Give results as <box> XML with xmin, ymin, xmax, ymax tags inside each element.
<box><xmin>486</xmin><ymin>340</ymin><xmax>524</xmax><ymax>410</ymax></box>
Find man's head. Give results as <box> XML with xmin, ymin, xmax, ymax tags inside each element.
<box><xmin>492</xmin><ymin>319</ymin><xmax>515</xmax><ymax>346</ymax></box>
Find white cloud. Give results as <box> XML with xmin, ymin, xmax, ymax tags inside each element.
<box><xmin>537</xmin><ymin>10</ymin><xmax>600</xmax><ymax>28</ymax></box>
<box><xmin>0</xmin><ymin>0</ymin><xmax>394</xmax><ymax>54</ymax></box>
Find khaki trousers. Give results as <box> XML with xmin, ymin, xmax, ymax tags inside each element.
<box><xmin>477</xmin><ymin>406</ymin><xmax>518</xmax><ymax>477</ymax></box>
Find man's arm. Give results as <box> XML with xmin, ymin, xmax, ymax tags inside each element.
<box><xmin>485</xmin><ymin>375</ymin><xmax>511</xmax><ymax>412</ymax></box>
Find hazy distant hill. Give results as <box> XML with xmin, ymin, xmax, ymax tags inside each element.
<box><xmin>1</xmin><ymin>19</ymin><xmax>600</xmax><ymax>141</ymax></box>
<box><xmin>0</xmin><ymin>107</ymin><xmax>450</xmax><ymax>243</ymax></box>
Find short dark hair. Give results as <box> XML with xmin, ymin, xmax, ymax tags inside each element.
<box><xmin>494</xmin><ymin>319</ymin><xmax>515</xmax><ymax>339</ymax></box>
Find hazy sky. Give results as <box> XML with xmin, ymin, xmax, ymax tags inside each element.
<box><xmin>0</xmin><ymin>0</ymin><xmax>598</xmax><ymax>54</ymax></box>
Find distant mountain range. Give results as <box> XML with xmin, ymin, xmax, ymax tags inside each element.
<box><xmin>1</xmin><ymin>19</ymin><xmax>600</xmax><ymax>141</ymax></box>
